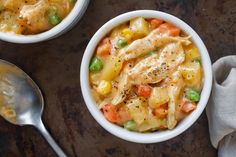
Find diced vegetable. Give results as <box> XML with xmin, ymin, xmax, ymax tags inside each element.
<box><xmin>89</xmin><ymin>73</ymin><xmax>100</xmax><ymax>85</ymax></box>
<box><xmin>89</xmin><ymin>57</ymin><xmax>103</xmax><ymax>72</ymax></box>
<box><xmin>186</xmin><ymin>89</ymin><xmax>200</xmax><ymax>102</ymax></box>
<box><xmin>153</xmin><ymin>106</ymin><xmax>168</xmax><ymax>118</ymax></box>
<box><xmin>158</xmin><ymin>23</ymin><xmax>180</xmax><ymax>36</ymax></box>
<box><xmin>47</xmin><ymin>7</ymin><xmax>61</xmax><ymax>26</ymax></box>
<box><xmin>49</xmin><ymin>14</ymin><xmax>61</xmax><ymax>25</ymax></box>
<box><xmin>110</xmin><ymin>24</ymin><xmax>129</xmax><ymax>38</ymax></box>
<box><xmin>102</xmin><ymin>104</ymin><xmax>119</xmax><ymax>123</ymax></box>
<box><xmin>130</xmin><ymin>17</ymin><xmax>150</xmax><ymax>39</ymax></box>
<box><xmin>137</xmin><ymin>116</ymin><xmax>166</xmax><ymax>132</ymax></box>
<box><xmin>126</xmin><ymin>98</ymin><xmax>148</xmax><ymax>125</ymax></box>
<box><xmin>101</xmin><ymin>104</ymin><xmax>131</xmax><ymax>124</ymax></box>
<box><xmin>121</xmin><ymin>28</ymin><xmax>134</xmax><ymax>41</ymax></box>
<box><xmin>117</xmin><ymin>39</ymin><xmax>128</xmax><ymax>48</ymax></box>
<box><xmin>136</xmin><ymin>85</ymin><xmax>152</xmax><ymax>97</ymax></box>
<box><xmin>123</xmin><ymin>120</ymin><xmax>136</xmax><ymax>131</ymax></box>
<box><xmin>101</xmin><ymin>56</ymin><xmax>123</xmax><ymax>81</ymax></box>
<box><xmin>149</xmin><ymin>87</ymin><xmax>169</xmax><ymax>108</ymax></box>
<box><xmin>96</xmin><ymin>38</ymin><xmax>112</xmax><ymax>57</ymax></box>
<box><xmin>149</xmin><ymin>18</ymin><xmax>164</xmax><ymax>29</ymax></box>
<box><xmin>184</xmin><ymin>44</ymin><xmax>200</xmax><ymax>62</ymax></box>
<box><xmin>180</xmin><ymin>100</ymin><xmax>197</xmax><ymax>113</ymax></box>
<box><xmin>193</xmin><ymin>58</ymin><xmax>201</xmax><ymax>65</ymax></box>
<box><xmin>97</xmin><ymin>80</ymin><xmax>111</xmax><ymax>95</ymax></box>
<box><xmin>180</xmin><ymin>62</ymin><xmax>202</xmax><ymax>89</ymax></box>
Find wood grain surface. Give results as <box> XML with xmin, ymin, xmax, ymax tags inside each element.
<box><xmin>0</xmin><ymin>0</ymin><xmax>235</xmax><ymax>156</ymax></box>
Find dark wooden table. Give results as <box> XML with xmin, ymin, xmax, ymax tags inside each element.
<box><xmin>0</xmin><ymin>0</ymin><xmax>235</xmax><ymax>156</ymax></box>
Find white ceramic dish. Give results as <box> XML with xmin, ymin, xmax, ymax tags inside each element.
<box><xmin>80</xmin><ymin>10</ymin><xmax>212</xmax><ymax>143</ymax></box>
<box><xmin>0</xmin><ymin>0</ymin><xmax>89</xmax><ymax>44</ymax></box>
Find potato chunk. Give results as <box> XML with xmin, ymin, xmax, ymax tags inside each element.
<box><xmin>149</xmin><ymin>87</ymin><xmax>169</xmax><ymax>108</ymax></box>
<box><xmin>126</xmin><ymin>98</ymin><xmax>148</xmax><ymax>125</ymax></box>
<box><xmin>137</xmin><ymin>116</ymin><xmax>167</xmax><ymax>132</ymax></box>
<box><xmin>101</xmin><ymin>56</ymin><xmax>123</xmax><ymax>81</ymax></box>
<box><xmin>184</xmin><ymin>44</ymin><xmax>200</xmax><ymax>62</ymax></box>
<box><xmin>129</xmin><ymin>17</ymin><xmax>150</xmax><ymax>39</ymax></box>
<box><xmin>180</xmin><ymin>62</ymin><xmax>202</xmax><ymax>90</ymax></box>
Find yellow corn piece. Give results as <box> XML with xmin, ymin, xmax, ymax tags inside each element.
<box><xmin>121</xmin><ymin>28</ymin><xmax>134</xmax><ymax>41</ymax></box>
<box><xmin>97</xmin><ymin>80</ymin><xmax>111</xmax><ymax>95</ymax></box>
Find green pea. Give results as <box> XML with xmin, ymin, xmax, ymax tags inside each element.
<box><xmin>186</xmin><ymin>89</ymin><xmax>200</xmax><ymax>102</ymax></box>
<box><xmin>123</xmin><ymin>120</ymin><xmax>136</xmax><ymax>131</ymax></box>
<box><xmin>89</xmin><ymin>57</ymin><xmax>103</xmax><ymax>72</ymax></box>
<box><xmin>49</xmin><ymin>14</ymin><xmax>61</xmax><ymax>26</ymax></box>
<box><xmin>117</xmin><ymin>39</ymin><xmax>127</xmax><ymax>48</ymax></box>
<box><xmin>47</xmin><ymin>7</ymin><xmax>61</xmax><ymax>26</ymax></box>
<box><xmin>193</xmin><ymin>58</ymin><xmax>201</xmax><ymax>65</ymax></box>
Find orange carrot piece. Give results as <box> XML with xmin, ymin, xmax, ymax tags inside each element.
<box><xmin>153</xmin><ymin>107</ymin><xmax>168</xmax><ymax>118</ymax></box>
<box><xmin>180</xmin><ymin>101</ymin><xmax>197</xmax><ymax>113</ymax></box>
<box><xmin>101</xmin><ymin>104</ymin><xmax>131</xmax><ymax>124</ymax></box>
<box><xmin>149</xmin><ymin>18</ymin><xmax>164</xmax><ymax>29</ymax></box>
<box><xmin>158</xmin><ymin>23</ymin><xmax>181</xmax><ymax>37</ymax></box>
<box><xmin>96</xmin><ymin>37</ymin><xmax>112</xmax><ymax>57</ymax></box>
<box><xmin>136</xmin><ymin>84</ymin><xmax>152</xmax><ymax>97</ymax></box>
<box><xmin>101</xmin><ymin>104</ymin><xmax>119</xmax><ymax>123</ymax></box>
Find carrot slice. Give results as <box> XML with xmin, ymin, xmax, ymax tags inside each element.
<box><xmin>153</xmin><ymin>108</ymin><xmax>168</xmax><ymax>118</ymax></box>
<box><xmin>180</xmin><ymin>101</ymin><xmax>197</xmax><ymax>113</ymax></box>
<box><xmin>158</xmin><ymin>23</ymin><xmax>181</xmax><ymax>36</ymax></box>
<box><xmin>136</xmin><ymin>84</ymin><xmax>152</xmax><ymax>97</ymax></box>
<box><xmin>101</xmin><ymin>104</ymin><xmax>118</xmax><ymax>123</ymax></box>
<box><xmin>149</xmin><ymin>18</ymin><xmax>164</xmax><ymax>29</ymax></box>
<box><xmin>101</xmin><ymin>104</ymin><xmax>131</xmax><ymax>124</ymax></box>
<box><xmin>96</xmin><ymin>37</ymin><xmax>112</xmax><ymax>57</ymax></box>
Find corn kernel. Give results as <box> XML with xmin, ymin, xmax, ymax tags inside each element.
<box><xmin>97</xmin><ymin>80</ymin><xmax>111</xmax><ymax>95</ymax></box>
<box><xmin>121</xmin><ymin>28</ymin><xmax>133</xmax><ymax>41</ymax></box>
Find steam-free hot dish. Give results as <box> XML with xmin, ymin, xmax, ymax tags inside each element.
<box><xmin>89</xmin><ymin>17</ymin><xmax>203</xmax><ymax>132</ymax></box>
<box><xmin>0</xmin><ymin>0</ymin><xmax>76</xmax><ymax>34</ymax></box>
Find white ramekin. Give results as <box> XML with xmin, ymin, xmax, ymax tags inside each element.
<box><xmin>0</xmin><ymin>0</ymin><xmax>89</xmax><ymax>44</ymax></box>
<box><xmin>80</xmin><ymin>10</ymin><xmax>212</xmax><ymax>143</ymax></box>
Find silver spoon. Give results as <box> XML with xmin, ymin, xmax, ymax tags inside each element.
<box><xmin>0</xmin><ymin>59</ymin><xmax>67</xmax><ymax>157</ymax></box>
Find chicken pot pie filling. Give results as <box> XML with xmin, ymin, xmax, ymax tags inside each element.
<box><xmin>0</xmin><ymin>0</ymin><xmax>76</xmax><ymax>34</ymax></box>
<box><xmin>0</xmin><ymin>64</ymin><xmax>21</xmax><ymax>123</ymax></box>
<box><xmin>89</xmin><ymin>17</ymin><xmax>203</xmax><ymax>132</ymax></box>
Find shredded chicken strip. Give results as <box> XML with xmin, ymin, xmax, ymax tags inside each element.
<box><xmin>118</xmin><ymin>28</ymin><xmax>191</xmax><ymax>61</ymax></box>
<box><xmin>167</xmin><ymin>71</ymin><xmax>185</xmax><ymax>129</ymax></box>
<box><xmin>111</xmin><ymin>65</ymin><xmax>131</xmax><ymax>105</ymax></box>
<box><xmin>129</xmin><ymin>42</ymin><xmax>185</xmax><ymax>84</ymax></box>
<box><xmin>112</xmin><ymin>42</ymin><xmax>185</xmax><ymax>105</ymax></box>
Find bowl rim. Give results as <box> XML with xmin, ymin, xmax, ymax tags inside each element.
<box><xmin>80</xmin><ymin>10</ymin><xmax>212</xmax><ymax>143</ymax></box>
<box><xmin>0</xmin><ymin>0</ymin><xmax>88</xmax><ymax>44</ymax></box>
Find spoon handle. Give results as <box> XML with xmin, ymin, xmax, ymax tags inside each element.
<box><xmin>35</xmin><ymin>119</ymin><xmax>67</xmax><ymax>157</ymax></box>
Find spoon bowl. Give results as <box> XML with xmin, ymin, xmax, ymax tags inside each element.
<box><xmin>0</xmin><ymin>59</ymin><xmax>67</xmax><ymax>157</ymax></box>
